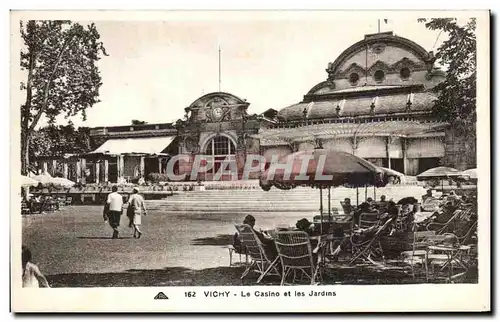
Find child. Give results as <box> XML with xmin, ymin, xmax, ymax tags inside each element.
<box><xmin>22</xmin><ymin>246</ymin><xmax>50</xmax><ymax>288</ymax></box>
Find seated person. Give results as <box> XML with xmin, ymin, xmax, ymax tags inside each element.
<box><xmin>376</xmin><ymin>195</ymin><xmax>389</xmax><ymax>212</ymax></box>
<box><xmin>237</xmin><ymin>215</ymin><xmax>278</xmax><ymax>260</ymax></box>
<box><xmin>341</xmin><ymin>198</ymin><xmax>354</xmax><ymax>215</ymax></box>
<box><xmin>422</xmin><ymin>189</ymin><xmax>433</xmax><ymax>202</ymax></box>
<box><xmin>447</xmin><ymin>190</ymin><xmax>460</xmax><ymax>205</ymax></box>
<box><xmin>366</xmin><ymin>197</ymin><xmax>375</xmax><ymax>208</ymax></box>
<box><xmin>295</xmin><ymin>218</ymin><xmax>314</xmax><ymax>235</ymax></box>
<box><xmin>352</xmin><ymin>201</ymin><xmax>373</xmax><ymax>228</ymax></box>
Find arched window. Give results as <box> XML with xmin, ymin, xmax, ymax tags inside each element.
<box><xmin>205</xmin><ymin>135</ymin><xmax>235</xmax><ymax>156</ymax></box>
<box><xmin>400</xmin><ymin>67</ymin><xmax>411</xmax><ymax>80</ymax></box>
<box><xmin>374</xmin><ymin>70</ymin><xmax>385</xmax><ymax>83</ymax></box>
<box><xmin>204</xmin><ymin>135</ymin><xmax>236</xmax><ymax>179</ymax></box>
<box><xmin>349</xmin><ymin>73</ymin><xmax>359</xmax><ymax>86</ymax></box>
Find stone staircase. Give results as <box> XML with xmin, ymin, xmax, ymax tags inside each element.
<box><xmin>145</xmin><ymin>185</ymin><xmax>427</xmax><ymax>213</ymax></box>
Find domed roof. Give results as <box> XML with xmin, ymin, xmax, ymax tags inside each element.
<box><xmin>277</xmin><ymin>32</ymin><xmax>443</xmax><ymax>122</ymax></box>
<box><xmin>278</xmin><ymin>85</ymin><xmax>437</xmax><ymax>121</ymax></box>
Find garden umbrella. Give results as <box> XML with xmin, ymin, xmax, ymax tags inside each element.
<box><xmin>416</xmin><ymin>166</ymin><xmax>463</xmax><ymax>191</ymax></box>
<box><xmin>260</xmin><ymin>149</ymin><xmax>387</xmax><ymax>189</ymax></box>
<box><xmin>50</xmin><ymin>177</ymin><xmax>75</xmax><ymax>188</ymax></box>
<box><xmin>380</xmin><ymin>167</ymin><xmax>406</xmax><ymax>184</ymax></box>
<box><xmin>259</xmin><ymin>149</ymin><xmax>388</xmax><ymax>235</ymax></box>
<box><xmin>21</xmin><ymin>175</ymin><xmax>39</xmax><ymax>187</ymax></box>
<box><xmin>461</xmin><ymin>168</ymin><xmax>478</xmax><ymax>181</ymax></box>
<box><xmin>30</xmin><ymin>173</ymin><xmax>54</xmax><ymax>186</ymax></box>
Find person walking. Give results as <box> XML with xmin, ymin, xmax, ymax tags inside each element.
<box><xmin>104</xmin><ymin>186</ymin><xmax>124</xmax><ymax>239</ymax></box>
<box><xmin>127</xmin><ymin>187</ymin><xmax>147</xmax><ymax>238</ymax></box>
<box><xmin>22</xmin><ymin>246</ymin><xmax>50</xmax><ymax>288</ymax></box>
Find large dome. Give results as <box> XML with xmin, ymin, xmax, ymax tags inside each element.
<box><xmin>277</xmin><ymin>31</ymin><xmax>445</xmax><ymax>122</ymax></box>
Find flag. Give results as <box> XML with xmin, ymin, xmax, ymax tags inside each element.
<box><xmin>384</xmin><ymin>19</ymin><xmax>388</xmax><ymax>24</ymax></box>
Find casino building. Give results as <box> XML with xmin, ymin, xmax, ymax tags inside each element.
<box><xmin>34</xmin><ymin>31</ymin><xmax>475</xmax><ymax>184</ymax></box>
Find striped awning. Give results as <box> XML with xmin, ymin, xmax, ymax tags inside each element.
<box><xmin>256</xmin><ymin>120</ymin><xmax>447</xmax><ymax>146</ymax></box>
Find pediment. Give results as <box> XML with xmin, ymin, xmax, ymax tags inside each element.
<box><xmin>337</xmin><ymin>63</ymin><xmax>366</xmax><ymax>78</ymax></box>
<box><xmin>367</xmin><ymin>60</ymin><xmax>392</xmax><ymax>75</ymax></box>
<box><xmin>391</xmin><ymin>57</ymin><xmax>426</xmax><ymax>71</ymax></box>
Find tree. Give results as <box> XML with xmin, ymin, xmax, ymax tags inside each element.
<box><xmin>29</xmin><ymin>123</ymin><xmax>95</xmax><ymax>160</ymax></box>
<box><xmin>20</xmin><ymin>20</ymin><xmax>108</xmax><ymax>175</ymax></box>
<box><xmin>131</xmin><ymin>119</ymin><xmax>147</xmax><ymax>125</ymax></box>
<box><xmin>418</xmin><ymin>18</ymin><xmax>476</xmax><ymax>137</ymax></box>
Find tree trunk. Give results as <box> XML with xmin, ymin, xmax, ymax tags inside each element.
<box><xmin>21</xmin><ymin>131</ymin><xmax>29</xmax><ymax>176</ymax></box>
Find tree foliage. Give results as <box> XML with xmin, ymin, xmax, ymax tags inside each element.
<box><xmin>29</xmin><ymin>123</ymin><xmax>95</xmax><ymax>161</ymax></box>
<box><xmin>20</xmin><ymin>20</ymin><xmax>107</xmax><ymax>174</ymax></box>
<box><xmin>418</xmin><ymin>18</ymin><xmax>476</xmax><ymax>136</ymax></box>
<box><xmin>131</xmin><ymin>119</ymin><xmax>147</xmax><ymax>125</ymax></box>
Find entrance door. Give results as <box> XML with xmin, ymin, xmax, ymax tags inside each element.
<box><xmin>204</xmin><ymin>135</ymin><xmax>236</xmax><ymax>181</ymax></box>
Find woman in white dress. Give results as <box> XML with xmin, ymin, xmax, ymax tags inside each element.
<box><xmin>22</xmin><ymin>246</ymin><xmax>50</xmax><ymax>288</ymax></box>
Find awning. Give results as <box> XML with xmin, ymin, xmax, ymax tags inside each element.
<box><xmin>256</xmin><ymin>120</ymin><xmax>447</xmax><ymax>146</ymax></box>
<box><xmin>91</xmin><ymin>136</ymin><xmax>176</xmax><ymax>155</ymax></box>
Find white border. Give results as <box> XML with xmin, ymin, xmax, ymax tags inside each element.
<box><xmin>8</xmin><ymin>9</ymin><xmax>491</xmax><ymax>313</ymax></box>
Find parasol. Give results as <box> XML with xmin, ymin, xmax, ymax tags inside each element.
<box><xmin>259</xmin><ymin>149</ymin><xmax>388</xmax><ymax>235</ymax></box>
<box><xmin>30</xmin><ymin>173</ymin><xmax>54</xmax><ymax>185</ymax></box>
<box><xmin>260</xmin><ymin>149</ymin><xmax>387</xmax><ymax>189</ymax></box>
<box><xmin>50</xmin><ymin>177</ymin><xmax>76</xmax><ymax>188</ymax></box>
<box><xmin>380</xmin><ymin>167</ymin><xmax>406</xmax><ymax>184</ymax></box>
<box><xmin>30</xmin><ymin>172</ymin><xmax>75</xmax><ymax>188</ymax></box>
<box><xmin>21</xmin><ymin>175</ymin><xmax>39</xmax><ymax>187</ymax></box>
<box><xmin>460</xmin><ymin>168</ymin><xmax>478</xmax><ymax>181</ymax></box>
<box><xmin>416</xmin><ymin>166</ymin><xmax>463</xmax><ymax>191</ymax></box>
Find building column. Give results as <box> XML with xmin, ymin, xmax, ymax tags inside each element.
<box><xmin>158</xmin><ymin>158</ymin><xmax>162</xmax><ymax>174</ymax></box>
<box><xmin>76</xmin><ymin>160</ymin><xmax>81</xmax><ymax>183</ymax></box>
<box><xmin>117</xmin><ymin>155</ymin><xmax>124</xmax><ymax>183</ymax></box>
<box><xmin>42</xmin><ymin>162</ymin><xmax>48</xmax><ymax>174</ymax></box>
<box><xmin>402</xmin><ymin>138</ymin><xmax>407</xmax><ymax>175</ymax></box>
<box><xmin>139</xmin><ymin>156</ymin><xmax>145</xmax><ymax>180</ymax></box>
<box><xmin>386</xmin><ymin>136</ymin><xmax>392</xmax><ymax>169</ymax></box>
<box><xmin>95</xmin><ymin>162</ymin><xmax>100</xmax><ymax>184</ymax></box>
<box><xmin>52</xmin><ymin>160</ymin><xmax>58</xmax><ymax>176</ymax></box>
<box><xmin>80</xmin><ymin>158</ymin><xmax>87</xmax><ymax>184</ymax></box>
<box><xmin>63</xmin><ymin>163</ymin><xmax>68</xmax><ymax>179</ymax></box>
<box><xmin>103</xmin><ymin>159</ymin><xmax>109</xmax><ymax>183</ymax></box>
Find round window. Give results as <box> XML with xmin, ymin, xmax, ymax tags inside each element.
<box><xmin>374</xmin><ymin>70</ymin><xmax>385</xmax><ymax>82</ymax></box>
<box><xmin>349</xmin><ymin>73</ymin><xmax>359</xmax><ymax>85</ymax></box>
<box><xmin>400</xmin><ymin>67</ymin><xmax>411</xmax><ymax>79</ymax></box>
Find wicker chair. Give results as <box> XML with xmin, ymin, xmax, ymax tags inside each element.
<box><xmin>234</xmin><ymin>224</ymin><xmax>280</xmax><ymax>283</ymax></box>
<box><xmin>274</xmin><ymin>231</ymin><xmax>322</xmax><ymax>285</ymax></box>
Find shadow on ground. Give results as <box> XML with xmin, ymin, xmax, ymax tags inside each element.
<box><xmin>46</xmin><ymin>264</ymin><xmax>478</xmax><ymax>287</ymax></box>
<box><xmin>191</xmin><ymin>234</ymin><xmax>233</xmax><ymax>246</ymax></box>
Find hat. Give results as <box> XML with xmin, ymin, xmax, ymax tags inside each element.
<box><xmin>132</xmin><ymin>187</ymin><xmax>140</xmax><ymax>193</ymax></box>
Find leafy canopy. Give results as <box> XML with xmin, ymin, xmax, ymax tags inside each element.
<box><xmin>418</xmin><ymin>18</ymin><xmax>476</xmax><ymax>136</ymax></box>
<box><xmin>20</xmin><ymin>20</ymin><xmax>108</xmax><ymax>132</ymax></box>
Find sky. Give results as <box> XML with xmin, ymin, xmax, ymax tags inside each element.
<box><xmin>29</xmin><ymin>12</ymin><xmax>453</xmax><ymax>129</ymax></box>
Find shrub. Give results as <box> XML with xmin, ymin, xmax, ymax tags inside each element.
<box><xmin>147</xmin><ymin>173</ymin><xmax>170</xmax><ymax>183</ymax></box>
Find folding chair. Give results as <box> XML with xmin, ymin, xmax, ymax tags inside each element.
<box><xmin>234</xmin><ymin>224</ymin><xmax>280</xmax><ymax>283</ymax></box>
<box><xmin>340</xmin><ymin>201</ymin><xmax>353</xmax><ymax>215</ymax></box>
<box><xmin>358</xmin><ymin>212</ymin><xmax>379</xmax><ymax>229</ymax></box>
<box><xmin>349</xmin><ymin>218</ymin><xmax>394</xmax><ymax>266</ymax></box>
<box><xmin>274</xmin><ymin>230</ymin><xmax>322</xmax><ymax>285</ymax></box>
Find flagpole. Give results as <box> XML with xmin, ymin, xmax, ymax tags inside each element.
<box><xmin>218</xmin><ymin>46</ymin><xmax>221</xmax><ymax>92</ymax></box>
<box><xmin>378</xmin><ymin>19</ymin><xmax>380</xmax><ymax>33</ymax></box>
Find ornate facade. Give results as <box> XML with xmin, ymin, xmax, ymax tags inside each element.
<box><xmin>34</xmin><ymin>31</ymin><xmax>476</xmax><ymax>183</ymax></box>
